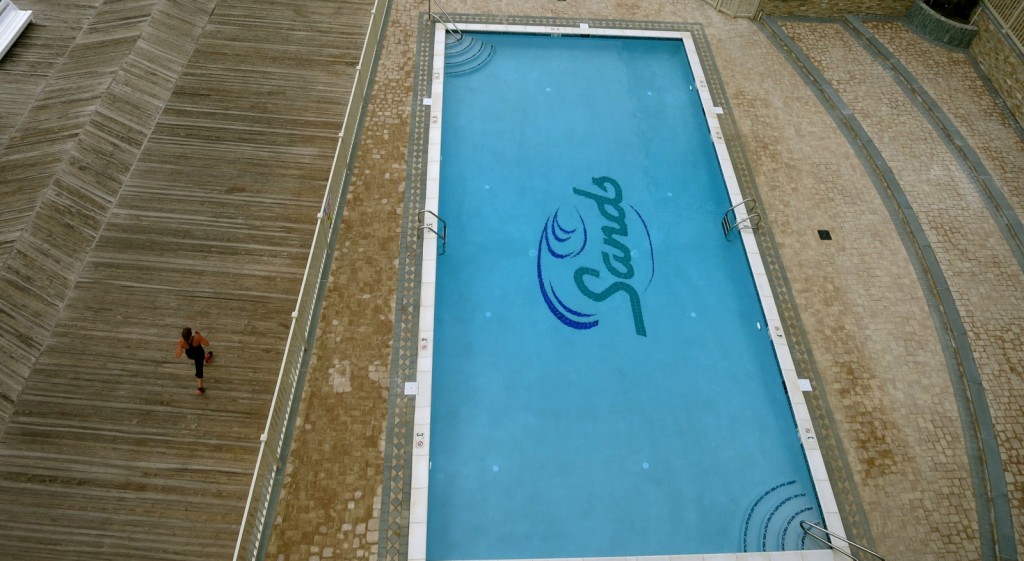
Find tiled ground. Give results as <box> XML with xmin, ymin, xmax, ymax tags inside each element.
<box><xmin>862</xmin><ymin>21</ymin><xmax>1024</xmax><ymax>556</ymax></box>
<box><xmin>781</xmin><ymin>19</ymin><xmax>1024</xmax><ymax>558</ymax></box>
<box><xmin>724</xmin><ymin>19</ymin><xmax>980</xmax><ymax>561</ymax></box>
<box><xmin>266</xmin><ymin>2</ymin><xmax>1024</xmax><ymax>561</ymax></box>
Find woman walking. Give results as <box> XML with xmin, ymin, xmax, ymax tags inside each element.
<box><xmin>176</xmin><ymin>327</ymin><xmax>213</xmax><ymax>394</ymax></box>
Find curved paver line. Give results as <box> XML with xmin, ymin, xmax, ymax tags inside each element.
<box><xmin>841</xmin><ymin>20</ymin><xmax>1022</xmax><ymax>555</ymax></box>
<box><xmin>859</xmin><ymin>16</ymin><xmax>1024</xmax><ymax>555</ymax></box>
<box><xmin>763</xmin><ymin>15</ymin><xmax>1015</xmax><ymax>561</ymax></box>
<box><xmin>845</xmin><ymin>16</ymin><xmax>1024</xmax><ymax>274</ymax></box>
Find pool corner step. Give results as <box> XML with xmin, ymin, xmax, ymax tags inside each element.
<box><xmin>444</xmin><ymin>35</ymin><xmax>496</xmax><ymax>75</ymax></box>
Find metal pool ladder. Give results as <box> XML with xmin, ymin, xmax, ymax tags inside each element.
<box><xmin>427</xmin><ymin>0</ymin><xmax>463</xmax><ymax>40</ymax></box>
<box><xmin>800</xmin><ymin>521</ymin><xmax>887</xmax><ymax>561</ymax></box>
<box><xmin>722</xmin><ymin>198</ymin><xmax>762</xmax><ymax>239</ymax></box>
<box><xmin>419</xmin><ymin>210</ymin><xmax>447</xmax><ymax>256</ymax></box>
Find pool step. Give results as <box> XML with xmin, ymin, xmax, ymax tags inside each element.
<box><xmin>444</xmin><ymin>35</ymin><xmax>495</xmax><ymax>75</ymax></box>
<box><xmin>740</xmin><ymin>480</ymin><xmax>826</xmax><ymax>552</ymax></box>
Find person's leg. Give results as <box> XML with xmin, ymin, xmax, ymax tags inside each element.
<box><xmin>194</xmin><ymin>358</ymin><xmax>205</xmax><ymax>393</ymax></box>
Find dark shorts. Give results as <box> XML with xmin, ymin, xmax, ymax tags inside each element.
<box><xmin>191</xmin><ymin>345</ymin><xmax>205</xmax><ymax>378</ymax></box>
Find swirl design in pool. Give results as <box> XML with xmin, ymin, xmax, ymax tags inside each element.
<box><xmin>537</xmin><ymin>207</ymin><xmax>596</xmax><ymax>330</ymax></box>
<box><xmin>537</xmin><ymin>176</ymin><xmax>654</xmax><ymax>336</ymax></box>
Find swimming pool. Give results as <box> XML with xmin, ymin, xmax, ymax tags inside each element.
<box><xmin>411</xmin><ymin>24</ymin><xmax>844</xmax><ymax>561</ymax></box>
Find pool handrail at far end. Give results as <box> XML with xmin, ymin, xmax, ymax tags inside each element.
<box><xmin>428</xmin><ymin>0</ymin><xmax>463</xmax><ymax>39</ymax></box>
<box><xmin>800</xmin><ymin>520</ymin><xmax>886</xmax><ymax>561</ymax></box>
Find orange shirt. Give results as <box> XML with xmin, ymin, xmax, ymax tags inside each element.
<box><xmin>175</xmin><ymin>331</ymin><xmax>210</xmax><ymax>358</ymax></box>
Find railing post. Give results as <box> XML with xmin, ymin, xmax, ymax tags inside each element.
<box><xmin>1012</xmin><ymin>1</ymin><xmax>1024</xmax><ymax>31</ymax></box>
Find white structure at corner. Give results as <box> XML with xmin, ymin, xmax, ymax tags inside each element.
<box><xmin>0</xmin><ymin>0</ymin><xmax>32</xmax><ymax>61</ymax></box>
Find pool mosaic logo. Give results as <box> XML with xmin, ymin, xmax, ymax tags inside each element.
<box><xmin>537</xmin><ymin>176</ymin><xmax>654</xmax><ymax>337</ymax></box>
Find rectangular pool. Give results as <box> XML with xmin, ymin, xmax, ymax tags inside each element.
<box><xmin>410</xmin><ymin>24</ymin><xmax>843</xmax><ymax>561</ymax></box>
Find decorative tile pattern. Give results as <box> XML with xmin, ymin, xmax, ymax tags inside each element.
<box><xmin>378</xmin><ymin>11</ymin><xmax>433</xmax><ymax>561</ymax></box>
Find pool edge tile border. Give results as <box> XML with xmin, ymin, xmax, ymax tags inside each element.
<box><xmin>410</xmin><ymin>23</ymin><xmax>847</xmax><ymax>561</ymax></box>
<box><xmin>408</xmin><ymin>22</ymin><xmax>449</xmax><ymax>561</ymax></box>
<box><xmin>682</xmin><ymin>32</ymin><xmax>849</xmax><ymax>559</ymax></box>
<box><xmin>424</xmin><ymin>552</ymin><xmax>837</xmax><ymax>561</ymax></box>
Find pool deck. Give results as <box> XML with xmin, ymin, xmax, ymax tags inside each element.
<box><xmin>0</xmin><ymin>0</ymin><xmax>1022</xmax><ymax>560</ymax></box>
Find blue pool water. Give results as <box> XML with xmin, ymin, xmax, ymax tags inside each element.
<box><xmin>427</xmin><ymin>33</ymin><xmax>823</xmax><ymax>560</ymax></box>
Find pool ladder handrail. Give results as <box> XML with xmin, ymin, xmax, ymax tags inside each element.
<box><xmin>420</xmin><ymin>209</ymin><xmax>447</xmax><ymax>256</ymax></box>
<box><xmin>800</xmin><ymin>521</ymin><xmax>886</xmax><ymax>561</ymax></box>
<box><xmin>427</xmin><ymin>0</ymin><xmax>463</xmax><ymax>40</ymax></box>
<box><xmin>722</xmin><ymin>198</ymin><xmax>762</xmax><ymax>239</ymax></box>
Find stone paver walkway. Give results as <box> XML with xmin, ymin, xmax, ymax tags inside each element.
<box><xmin>727</xmin><ymin>18</ymin><xmax>982</xmax><ymax>561</ymax></box>
<box><xmin>861</xmin><ymin>22</ymin><xmax>1024</xmax><ymax>554</ymax></box>
<box><xmin>782</xmin><ymin>19</ymin><xmax>1024</xmax><ymax>558</ymax></box>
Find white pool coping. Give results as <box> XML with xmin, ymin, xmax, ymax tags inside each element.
<box><xmin>410</xmin><ymin>23</ymin><xmax>848</xmax><ymax>561</ymax></box>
